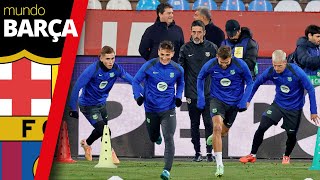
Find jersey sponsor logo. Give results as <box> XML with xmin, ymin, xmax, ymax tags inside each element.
<box><xmin>99</xmin><ymin>81</ymin><xmax>108</xmax><ymax>89</ymax></box>
<box><xmin>205</xmin><ymin>52</ymin><xmax>210</xmax><ymax>57</ymax></box>
<box><xmin>220</xmin><ymin>78</ymin><xmax>231</xmax><ymax>86</ymax></box>
<box><xmin>170</xmin><ymin>72</ymin><xmax>174</xmax><ymax>78</ymax></box>
<box><xmin>109</xmin><ymin>72</ymin><xmax>115</xmax><ymax>77</ymax></box>
<box><xmin>157</xmin><ymin>82</ymin><xmax>168</xmax><ymax>91</ymax></box>
<box><xmin>287</xmin><ymin>77</ymin><xmax>292</xmax><ymax>82</ymax></box>
<box><xmin>280</xmin><ymin>85</ymin><xmax>290</xmax><ymax>93</ymax></box>
<box><xmin>230</xmin><ymin>70</ymin><xmax>235</xmax><ymax>75</ymax></box>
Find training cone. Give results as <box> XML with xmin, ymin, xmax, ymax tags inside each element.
<box><xmin>112</xmin><ymin>148</ymin><xmax>120</xmax><ymax>164</ymax></box>
<box><xmin>309</xmin><ymin>127</ymin><xmax>320</xmax><ymax>170</ymax></box>
<box><xmin>95</xmin><ymin>125</ymin><xmax>117</xmax><ymax>168</ymax></box>
<box><xmin>56</xmin><ymin>121</ymin><xmax>76</xmax><ymax>163</ymax></box>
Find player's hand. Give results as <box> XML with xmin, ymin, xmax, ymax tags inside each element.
<box><xmin>237</xmin><ymin>103</ymin><xmax>248</xmax><ymax>112</ymax></box>
<box><xmin>69</xmin><ymin>111</ymin><xmax>79</xmax><ymax>119</ymax></box>
<box><xmin>238</xmin><ymin>108</ymin><xmax>247</xmax><ymax>112</ymax></box>
<box><xmin>311</xmin><ymin>114</ymin><xmax>320</xmax><ymax>125</ymax></box>
<box><xmin>175</xmin><ymin>98</ymin><xmax>182</xmax><ymax>107</ymax></box>
<box><xmin>136</xmin><ymin>96</ymin><xmax>144</xmax><ymax>106</ymax></box>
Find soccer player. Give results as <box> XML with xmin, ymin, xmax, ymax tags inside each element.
<box><xmin>68</xmin><ymin>45</ymin><xmax>135</xmax><ymax>161</ymax></box>
<box><xmin>132</xmin><ymin>40</ymin><xmax>184</xmax><ymax>180</ymax></box>
<box><xmin>239</xmin><ymin>50</ymin><xmax>319</xmax><ymax>164</ymax></box>
<box><xmin>197</xmin><ymin>46</ymin><xmax>253</xmax><ymax>177</ymax></box>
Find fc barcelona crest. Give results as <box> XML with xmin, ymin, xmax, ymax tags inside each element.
<box><xmin>205</xmin><ymin>52</ymin><xmax>210</xmax><ymax>57</ymax></box>
<box><xmin>170</xmin><ymin>72</ymin><xmax>175</xmax><ymax>78</ymax></box>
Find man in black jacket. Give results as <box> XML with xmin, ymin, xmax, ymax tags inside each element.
<box><xmin>194</xmin><ymin>6</ymin><xmax>225</xmax><ymax>47</ymax></box>
<box><xmin>221</xmin><ymin>19</ymin><xmax>259</xmax><ymax>79</ymax></box>
<box><xmin>179</xmin><ymin>20</ymin><xmax>218</xmax><ymax>162</ymax></box>
<box><xmin>139</xmin><ymin>2</ymin><xmax>184</xmax><ymax>62</ymax></box>
<box><xmin>295</xmin><ymin>25</ymin><xmax>320</xmax><ymax>86</ymax></box>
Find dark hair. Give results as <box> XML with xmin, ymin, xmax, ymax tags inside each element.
<box><xmin>156</xmin><ymin>3</ymin><xmax>173</xmax><ymax>17</ymax></box>
<box><xmin>100</xmin><ymin>46</ymin><xmax>115</xmax><ymax>55</ymax></box>
<box><xmin>305</xmin><ymin>25</ymin><xmax>320</xmax><ymax>38</ymax></box>
<box><xmin>158</xmin><ymin>40</ymin><xmax>174</xmax><ymax>51</ymax></box>
<box><xmin>217</xmin><ymin>46</ymin><xmax>232</xmax><ymax>59</ymax></box>
<box><xmin>191</xmin><ymin>20</ymin><xmax>205</xmax><ymax>31</ymax></box>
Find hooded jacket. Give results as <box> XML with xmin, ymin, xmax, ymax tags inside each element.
<box><xmin>221</xmin><ymin>27</ymin><xmax>259</xmax><ymax>77</ymax></box>
<box><xmin>296</xmin><ymin>37</ymin><xmax>320</xmax><ymax>72</ymax></box>
<box><xmin>138</xmin><ymin>17</ymin><xmax>184</xmax><ymax>62</ymax></box>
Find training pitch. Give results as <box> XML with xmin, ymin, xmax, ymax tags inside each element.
<box><xmin>51</xmin><ymin>158</ymin><xmax>319</xmax><ymax>180</ymax></box>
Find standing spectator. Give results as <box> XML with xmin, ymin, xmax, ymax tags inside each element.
<box><xmin>221</xmin><ymin>19</ymin><xmax>259</xmax><ymax>79</ymax></box>
<box><xmin>179</xmin><ymin>20</ymin><xmax>218</xmax><ymax>162</ymax></box>
<box><xmin>197</xmin><ymin>46</ymin><xmax>253</xmax><ymax>177</ymax></box>
<box><xmin>194</xmin><ymin>6</ymin><xmax>225</xmax><ymax>47</ymax></box>
<box><xmin>139</xmin><ymin>2</ymin><xmax>184</xmax><ymax>62</ymax></box>
<box><xmin>295</xmin><ymin>24</ymin><xmax>320</xmax><ymax>86</ymax></box>
<box><xmin>68</xmin><ymin>46</ymin><xmax>135</xmax><ymax>162</ymax></box>
<box><xmin>133</xmin><ymin>41</ymin><xmax>184</xmax><ymax>180</ymax></box>
<box><xmin>239</xmin><ymin>50</ymin><xmax>319</xmax><ymax>165</ymax></box>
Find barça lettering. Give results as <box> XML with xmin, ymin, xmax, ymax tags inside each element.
<box><xmin>4</xmin><ymin>19</ymin><xmax>78</xmax><ymax>42</ymax></box>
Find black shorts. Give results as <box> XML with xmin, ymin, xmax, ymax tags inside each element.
<box><xmin>263</xmin><ymin>102</ymin><xmax>302</xmax><ymax>133</ymax></box>
<box><xmin>210</xmin><ymin>98</ymin><xmax>238</xmax><ymax>128</ymax></box>
<box><xmin>79</xmin><ymin>103</ymin><xmax>108</xmax><ymax>126</ymax></box>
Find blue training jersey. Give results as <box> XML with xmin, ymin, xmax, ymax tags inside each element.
<box><xmin>132</xmin><ymin>58</ymin><xmax>184</xmax><ymax>113</ymax></box>
<box><xmin>69</xmin><ymin>60</ymin><xmax>134</xmax><ymax>111</ymax></box>
<box><xmin>197</xmin><ymin>57</ymin><xmax>253</xmax><ymax>109</ymax></box>
<box><xmin>249</xmin><ymin>63</ymin><xmax>317</xmax><ymax>114</ymax></box>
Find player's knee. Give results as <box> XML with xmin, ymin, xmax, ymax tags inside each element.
<box><xmin>287</xmin><ymin>131</ymin><xmax>297</xmax><ymax>140</ymax></box>
<box><xmin>213</xmin><ymin>124</ymin><xmax>222</xmax><ymax>133</ymax></box>
<box><xmin>93</xmin><ymin>121</ymin><xmax>107</xmax><ymax>135</ymax></box>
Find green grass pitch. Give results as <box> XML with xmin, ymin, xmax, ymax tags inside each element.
<box><xmin>50</xmin><ymin>158</ymin><xmax>320</xmax><ymax>180</ymax></box>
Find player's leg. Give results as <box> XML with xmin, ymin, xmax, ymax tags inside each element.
<box><xmin>202</xmin><ymin>98</ymin><xmax>213</xmax><ymax>162</ymax></box>
<box><xmin>187</xmin><ymin>98</ymin><xmax>202</xmax><ymax>162</ymax></box>
<box><xmin>145</xmin><ymin>112</ymin><xmax>161</xmax><ymax>143</ymax></box>
<box><xmin>282</xmin><ymin>109</ymin><xmax>302</xmax><ymax>164</ymax></box>
<box><xmin>240</xmin><ymin>103</ymin><xmax>281</xmax><ymax>163</ymax></box>
<box><xmin>79</xmin><ymin>104</ymin><xmax>106</xmax><ymax>161</ymax></box>
<box><xmin>160</xmin><ymin>109</ymin><xmax>176</xmax><ymax>179</ymax></box>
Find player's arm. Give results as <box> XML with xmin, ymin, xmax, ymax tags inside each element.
<box><xmin>118</xmin><ymin>64</ymin><xmax>134</xmax><ymax>84</ymax></box>
<box><xmin>248</xmin><ymin>67</ymin><xmax>270</xmax><ymax>102</ymax></box>
<box><xmin>297</xmin><ymin>66</ymin><xmax>318</xmax><ymax>116</ymax></box>
<box><xmin>197</xmin><ymin>60</ymin><xmax>212</xmax><ymax>109</ymax></box>
<box><xmin>132</xmin><ymin>63</ymin><xmax>148</xmax><ymax>105</ymax></box>
<box><xmin>69</xmin><ymin>63</ymin><xmax>96</xmax><ymax>111</ymax></box>
<box><xmin>238</xmin><ymin>62</ymin><xmax>254</xmax><ymax>110</ymax></box>
<box><xmin>175</xmin><ymin>66</ymin><xmax>185</xmax><ymax>107</ymax></box>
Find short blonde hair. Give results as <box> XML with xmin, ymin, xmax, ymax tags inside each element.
<box><xmin>272</xmin><ymin>50</ymin><xmax>287</xmax><ymax>63</ymax></box>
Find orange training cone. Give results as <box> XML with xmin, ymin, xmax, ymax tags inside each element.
<box><xmin>56</xmin><ymin>121</ymin><xmax>76</xmax><ymax>163</ymax></box>
<box><xmin>112</xmin><ymin>148</ymin><xmax>120</xmax><ymax>164</ymax></box>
